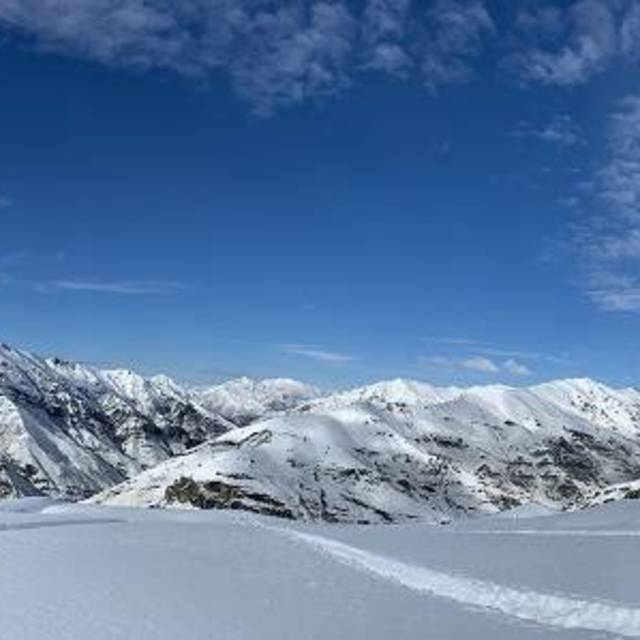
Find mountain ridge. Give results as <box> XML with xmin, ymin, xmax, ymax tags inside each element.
<box><xmin>3</xmin><ymin>342</ymin><xmax>640</xmax><ymax>523</ymax></box>
<box><xmin>0</xmin><ymin>343</ymin><xmax>313</xmax><ymax>499</ymax></box>
<box><xmin>93</xmin><ymin>374</ymin><xmax>640</xmax><ymax>523</ymax></box>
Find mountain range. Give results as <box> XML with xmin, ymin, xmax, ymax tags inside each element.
<box><xmin>2</xmin><ymin>342</ymin><xmax>640</xmax><ymax>523</ymax></box>
<box><xmin>0</xmin><ymin>343</ymin><xmax>313</xmax><ymax>499</ymax></box>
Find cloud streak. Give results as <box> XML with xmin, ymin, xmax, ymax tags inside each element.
<box><xmin>41</xmin><ymin>280</ymin><xmax>188</xmax><ymax>295</ymax></box>
<box><xmin>422</xmin><ymin>354</ymin><xmax>531</xmax><ymax>376</ymax></box>
<box><xmin>573</xmin><ymin>96</ymin><xmax>640</xmax><ymax>311</ymax></box>
<box><xmin>282</xmin><ymin>343</ymin><xmax>357</xmax><ymax>364</ymax></box>
<box><xmin>461</xmin><ymin>355</ymin><xmax>499</xmax><ymax>373</ymax></box>
<box><xmin>424</xmin><ymin>338</ymin><xmax>572</xmax><ymax>367</ymax></box>
<box><xmin>514</xmin><ymin>115</ymin><xmax>586</xmax><ymax>148</ymax></box>
<box><xmin>503</xmin><ymin>358</ymin><xmax>531</xmax><ymax>376</ymax></box>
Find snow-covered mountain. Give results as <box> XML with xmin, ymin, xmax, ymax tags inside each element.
<box><xmin>0</xmin><ymin>343</ymin><xmax>234</xmax><ymax>499</ymax></box>
<box><xmin>93</xmin><ymin>377</ymin><xmax>640</xmax><ymax>523</ymax></box>
<box><xmin>198</xmin><ymin>377</ymin><xmax>320</xmax><ymax>426</ymax></box>
<box><xmin>3</xmin><ymin>341</ymin><xmax>640</xmax><ymax>523</ymax></box>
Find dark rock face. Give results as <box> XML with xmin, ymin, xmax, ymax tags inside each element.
<box><xmin>0</xmin><ymin>344</ymin><xmax>233</xmax><ymax>499</ymax></box>
<box><xmin>165</xmin><ymin>477</ymin><xmax>295</xmax><ymax>519</ymax></box>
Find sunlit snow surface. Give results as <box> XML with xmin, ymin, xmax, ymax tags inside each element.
<box><xmin>2</xmin><ymin>499</ymin><xmax>640</xmax><ymax>639</ymax></box>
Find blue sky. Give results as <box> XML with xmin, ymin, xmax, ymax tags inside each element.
<box><xmin>1</xmin><ymin>0</ymin><xmax>640</xmax><ymax>387</ymax></box>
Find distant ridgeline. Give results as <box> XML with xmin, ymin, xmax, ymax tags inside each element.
<box><xmin>2</xmin><ymin>343</ymin><xmax>640</xmax><ymax>523</ymax></box>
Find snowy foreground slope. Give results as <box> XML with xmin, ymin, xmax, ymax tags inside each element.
<box><xmin>94</xmin><ymin>378</ymin><xmax>640</xmax><ymax>523</ymax></box>
<box><xmin>1</xmin><ymin>498</ymin><xmax>640</xmax><ymax>639</ymax></box>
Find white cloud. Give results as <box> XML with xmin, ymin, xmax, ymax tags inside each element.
<box><xmin>589</xmin><ymin>287</ymin><xmax>640</xmax><ymax>311</ymax></box>
<box><xmin>0</xmin><ymin>195</ymin><xmax>12</xmax><ymax>208</ymax></box>
<box><xmin>620</xmin><ymin>2</ymin><xmax>640</xmax><ymax>61</ymax></box>
<box><xmin>41</xmin><ymin>280</ymin><xmax>188</xmax><ymax>295</ymax></box>
<box><xmin>423</xmin><ymin>351</ymin><xmax>537</xmax><ymax>376</ymax></box>
<box><xmin>472</xmin><ymin>346</ymin><xmax>569</xmax><ymax>366</ymax></box>
<box><xmin>574</xmin><ymin>95</ymin><xmax>640</xmax><ymax>311</ymax></box>
<box><xmin>503</xmin><ymin>358</ymin><xmax>531</xmax><ymax>376</ymax></box>
<box><xmin>514</xmin><ymin>115</ymin><xmax>586</xmax><ymax>147</ymax></box>
<box><xmin>230</xmin><ymin>3</ymin><xmax>357</xmax><ymax>115</ymax></box>
<box><xmin>3</xmin><ymin>0</ymin><xmax>640</xmax><ymax>113</ymax></box>
<box><xmin>0</xmin><ymin>0</ymin><xmax>359</xmax><ymax>115</ymax></box>
<box><xmin>0</xmin><ymin>0</ymin><xmax>498</xmax><ymax>114</ymax></box>
<box><xmin>584</xmin><ymin>269</ymin><xmax>640</xmax><ymax>312</ymax></box>
<box><xmin>362</xmin><ymin>0</ymin><xmax>413</xmax><ymax>75</ymax></box>
<box><xmin>597</xmin><ymin>96</ymin><xmax>640</xmax><ymax>221</ymax></box>
<box><xmin>460</xmin><ymin>356</ymin><xmax>499</xmax><ymax>373</ymax></box>
<box><xmin>7</xmin><ymin>0</ymin><xmax>640</xmax><ymax>119</ymax></box>
<box><xmin>420</xmin><ymin>0</ymin><xmax>495</xmax><ymax>89</ymax></box>
<box><xmin>282</xmin><ymin>343</ymin><xmax>356</xmax><ymax>364</ymax></box>
<box><xmin>506</xmin><ymin>0</ymin><xmax>617</xmax><ymax>86</ymax></box>
<box><xmin>426</xmin><ymin>340</ymin><xmax>562</xmax><ymax>367</ymax></box>
<box><xmin>504</xmin><ymin>1</ymin><xmax>640</xmax><ymax>88</ymax></box>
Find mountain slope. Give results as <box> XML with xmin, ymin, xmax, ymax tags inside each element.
<box><xmin>312</xmin><ymin>378</ymin><xmax>461</xmax><ymax>409</ymax></box>
<box><xmin>4</xmin><ymin>341</ymin><xmax>640</xmax><ymax>522</ymax></box>
<box><xmin>93</xmin><ymin>378</ymin><xmax>640</xmax><ymax>523</ymax></box>
<box><xmin>0</xmin><ymin>344</ymin><xmax>233</xmax><ymax>498</ymax></box>
<box><xmin>197</xmin><ymin>377</ymin><xmax>320</xmax><ymax>426</ymax></box>
<box><xmin>581</xmin><ymin>478</ymin><xmax>640</xmax><ymax>507</ymax></box>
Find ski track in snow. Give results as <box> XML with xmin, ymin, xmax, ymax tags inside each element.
<box><xmin>463</xmin><ymin>529</ymin><xmax>640</xmax><ymax>537</ymax></box>
<box><xmin>267</xmin><ymin>524</ymin><xmax>640</xmax><ymax>638</ymax></box>
<box><xmin>6</xmin><ymin>507</ymin><xmax>640</xmax><ymax>637</ymax></box>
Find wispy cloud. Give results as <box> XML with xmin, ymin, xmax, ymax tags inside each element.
<box><xmin>4</xmin><ymin>1</ymin><xmax>640</xmax><ymax>113</ymax></box>
<box><xmin>422</xmin><ymin>354</ymin><xmax>531</xmax><ymax>376</ymax></box>
<box><xmin>427</xmin><ymin>336</ymin><xmax>478</xmax><ymax>346</ymax></box>
<box><xmin>461</xmin><ymin>355</ymin><xmax>499</xmax><ymax>373</ymax></box>
<box><xmin>419</xmin><ymin>0</ymin><xmax>495</xmax><ymax>90</ymax></box>
<box><xmin>573</xmin><ymin>95</ymin><xmax>640</xmax><ymax>311</ymax></box>
<box><xmin>597</xmin><ymin>96</ymin><xmax>640</xmax><ymax>222</ymax></box>
<box><xmin>282</xmin><ymin>343</ymin><xmax>356</xmax><ymax>364</ymax></box>
<box><xmin>505</xmin><ymin>0</ymin><xmax>617</xmax><ymax>86</ymax></box>
<box><xmin>0</xmin><ymin>0</ymin><xmax>496</xmax><ymax>115</ymax></box>
<box><xmin>470</xmin><ymin>346</ymin><xmax>570</xmax><ymax>366</ymax></box>
<box><xmin>503</xmin><ymin>358</ymin><xmax>531</xmax><ymax>376</ymax></box>
<box><xmin>503</xmin><ymin>1</ymin><xmax>640</xmax><ymax>88</ymax></box>
<box><xmin>513</xmin><ymin>114</ymin><xmax>586</xmax><ymax>148</ymax></box>
<box><xmin>0</xmin><ymin>195</ymin><xmax>12</xmax><ymax>209</ymax></box>
<box><xmin>362</xmin><ymin>0</ymin><xmax>413</xmax><ymax>75</ymax></box>
<box><xmin>40</xmin><ymin>280</ymin><xmax>188</xmax><ymax>295</ymax></box>
<box><xmin>424</xmin><ymin>338</ymin><xmax>570</xmax><ymax>367</ymax></box>
<box><xmin>0</xmin><ymin>250</ymin><xmax>66</xmax><ymax>268</ymax></box>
